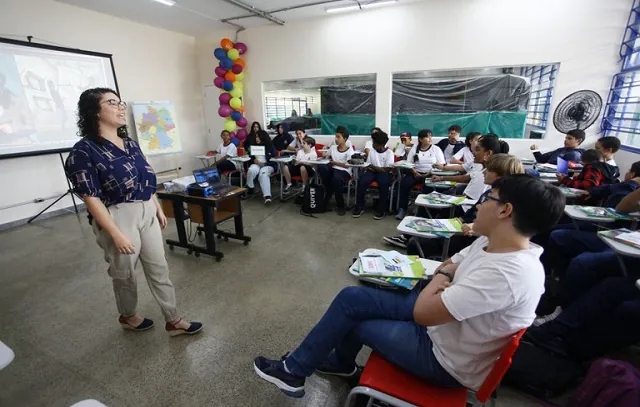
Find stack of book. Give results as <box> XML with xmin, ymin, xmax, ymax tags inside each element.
<box><xmin>598</xmin><ymin>229</ymin><xmax>640</xmax><ymax>249</ymax></box>
<box><xmin>350</xmin><ymin>249</ymin><xmax>440</xmax><ymax>290</ymax></box>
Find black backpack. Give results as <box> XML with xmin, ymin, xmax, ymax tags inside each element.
<box><xmin>301</xmin><ymin>182</ymin><xmax>326</xmax><ymax>216</ymax></box>
<box><xmin>503</xmin><ymin>340</ymin><xmax>585</xmax><ymax>399</ymax></box>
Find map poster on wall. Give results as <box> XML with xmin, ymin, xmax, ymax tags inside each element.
<box><xmin>131</xmin><ymin>101</ymin><xmax>183</xmax><ymax>156</ymax></box>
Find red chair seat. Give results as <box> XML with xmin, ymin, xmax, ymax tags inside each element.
<box><xmin>359</xmin><ymin>353</ymin><xmax>467</xmax><ymax>407</ymax></box>
<box><xmin>412</xmin><ymin>183</ymin><xmax>423</xmax><ymax>190</ymax></box>
<box><xmin>221</xmin><ymin>170</ymin><xmax>237</xmax><ymax>175</ymax></box>
<box><xmin>370</xmin><ymin>181</ymin><xmax>379</xmax><ymax>188</ymax></box>
<box><xmin>291</xmin><ymin>176</ymin><xmax>302</xmax><ymax>181</ymax></box>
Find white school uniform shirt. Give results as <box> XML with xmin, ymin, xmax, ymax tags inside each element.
<box><xmin>443</xmin><ymin>143</ymin><xmax>456</xmax><ymax>161</ymax></box>
<box><xmin>296</xmin><ymin>148</ymin><xmax>318</xmax><ymax>162</ymax></box>
<box><xmin>329</xmin><ymin>144</ymin><xmax>354</xmax><ymax>175</ymax></box>
<box><xmin>453</xmin><ymin>146</ymin><xmax>475</xmax><ymax>165</ymax></box>
<box><xmin>606</xmin><ymin>158</ymin><xmax>617</xmax><ymax>167</ymax></box>
<box><xmin>462</xmin><ymin>167</ymin><xmax>489</xmax><ymax>202</ymax></box>
<box><xmin>406</xmin><ymin>144</ymin><xmax>446</xmax><ymax>173</ymax></box>
<box><xmin>428</xmin><ymin>236</ymin><xmax>545</xmax><ymax>390</ymax></box>
<box><xmin>367</xmin><ymin>147</ymin><xmax>395</xmax><ymax>168</ymax></box>
<box><xmin>219</xmin><ymin>142</ymin><xmax>239</xmax><ymax>169</ymax></box>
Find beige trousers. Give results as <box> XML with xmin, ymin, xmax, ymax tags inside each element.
<box><xmin>92</xmin><ymin>200</ymin><xmax>178</xmax><ymax>322</ymax></box>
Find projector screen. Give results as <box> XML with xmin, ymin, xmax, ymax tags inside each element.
<box><xmin>0</xmin><ymin>38</ymin><xmax>118</xmax><ymax>159</ymax></box>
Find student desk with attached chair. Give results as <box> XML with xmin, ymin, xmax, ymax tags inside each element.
<box><xmin>157</xmin><ymin>187</ymin><xmax>251</xmax><ymax>262</ymax></box>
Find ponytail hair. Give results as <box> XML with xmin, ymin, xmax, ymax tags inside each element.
<box><xmin>479</xmin><ymin>133</ymin><xmax>510</xmax><ymax>154</ymax></box>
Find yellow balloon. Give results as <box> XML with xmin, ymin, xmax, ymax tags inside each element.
<box><xmin>227</xmin><ymin>48</ymin><xmax>240</xmax><ymax>61</ymax></box>
<box><xmin>224</xmin><ymin>120</ymin><xmax>236</xmax><ymax>132</ymax></box>
<box><xmin>229</xmin><ymin>97</ymin><xmax>242</xmax><ymax>109</ymax></box>
<box><xmin>235</xmin><ymin>72</ymin><xmax>245</xmax><ymax>81</ymax></box>
<box><xmin>230</xmin><ymin>87</ymin><xmax>243</xmax><ymax>98</ymax></box>
<box><xmin>233</xmin><ymin>81</ymin><xmax>243</xmax><ymax>90</ymax></box>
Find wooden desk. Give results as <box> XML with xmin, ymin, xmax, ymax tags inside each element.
<box><xmin>157</xmin><ymin>187</ymin><xmax>251</xmax><ymax>261</ymax></box>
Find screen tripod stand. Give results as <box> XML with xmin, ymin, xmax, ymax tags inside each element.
<box><xmin>28</xmin><ymin>152</ymin><xmax>79</xmax><ymax>223</ymax></box>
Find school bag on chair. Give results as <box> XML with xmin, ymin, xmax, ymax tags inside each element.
<box><xmin>567</xmin><ymin>358</ymin><xmax>640</xmax><ymax>407</ymax></box>
<box><xmin>300</xmin><ymin>182</ymin><xmax>326</xmax><ymax>217</ymax></box>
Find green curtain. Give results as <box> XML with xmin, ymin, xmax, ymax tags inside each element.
<box><xmin>320</xmin><ymin>114</ymin><xmax>376</xmax><ymax>135</ymax></box>
<box><xmin>390</xmin><ymin>112</ymin><xmax>527</xmax><ymax>138</ymax></box>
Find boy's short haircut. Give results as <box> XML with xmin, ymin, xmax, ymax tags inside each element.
<box><xmin>336</xmin><ymin>126</ymin><xmax>350</xmax><ymax>140</ymax></box>
<box><xmin>448</xmin><ymin>124</ymin><xmax>462</xmax><ymax>133</ymax></box>
<box><xmin>465</xmin><ymin>132</ymin><xmax>482</xmax><ymax>147</ymax></box>
<box><xmin>485</xmin><ymin>154</ymin><xmax>525</xmax><ymax>177</ymax></box>
<box><xmin>373</xmin><ymin>131</ymin><xmax>389</xmax><ymax>146</ymax></box>
<box><xmin>582</xmin><ymin>149</ymin><xmax>603</xmax><ymax>164</ymax></box>
<box><xmin>566</xmin><ymin>129</ymin><xmax>586</xmax><ymax>143</ymax></box>
<box><xmin>630</xmin><ymin>161</ymin><xmax>640</xmax><ymax>176</ymax></box>
<box><xmin>401</xmin><ymin>131</ymin><xmax>412</xmax><ymax>139</ymax></box>
<box><xmin>597</xmin><ymin>136</ymin><xmax>621</xmax><ymax>153</ymax></box>
<box><xmin>491</xmin><ymin>175</ymin><xmax>565</xmax><ymax>237</ymax></box>
<box><xmin>303</xmin><ymin>136</ymin><xmax>316</xmax><ymax>147</ymax></box>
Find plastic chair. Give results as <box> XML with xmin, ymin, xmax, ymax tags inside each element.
<box><xmin>344</xmin><ymin>329</ymin><xmax>526</xmax><ymax>407</ymax></box>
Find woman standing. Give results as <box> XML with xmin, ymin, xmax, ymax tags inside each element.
<box><xmin>65</xmin><ymin>88</ymin><xmax>202</xmax><ymax>336</ymax></box>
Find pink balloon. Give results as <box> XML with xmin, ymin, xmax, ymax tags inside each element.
<box><xmin>214</xmin><ymin>77</ymin><xmax>224</xmax><ymax>88</ymax></box>
<box><xmin>237</xmin><ymin>117</ymin><xmax>248</xmax><ymax>128</ymax></box>
<box><xmin>235</xmin><ymin>42</ymin><xmax>248</xmax><ymax>55</ymax></box>
<box><xmin>232</xmin><ymin>64</ymin><xmax>243</xmax><ymax>74</ymax></box>
<box><xmin>230</xmin><ymin>131</ymin><xmax>236</xmax><ymax>139</ymax></box>
<box><xmin>219</xmin><ymin>93</ymin><xmax>231</xmax><ymax>104</ymax></box>
<box><xmin>236</xmin><ymin>128</ymin><xmax>248</xmax><ymax>140</ymax></box>
<box><xmin>215</xmin><ymin>66</ymin><xmax>226</xmax><ymax>77</ymax></box>
<box><xmin>218</xmin><ymin>105</ymin><xmax>233</xmax><ymax>117</ymax></box>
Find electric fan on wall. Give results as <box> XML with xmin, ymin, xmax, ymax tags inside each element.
<box><xmin>553</xmin><ymin>90</ymin><xmax>603</xmax><ymax>133</ymax></box>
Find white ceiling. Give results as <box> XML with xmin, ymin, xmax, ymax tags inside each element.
<box><xmin>54</xmin><ymin>0</ymin><xmax>412</xmax><ymax>36</ymax></box>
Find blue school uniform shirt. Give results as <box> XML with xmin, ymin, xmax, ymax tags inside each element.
<box><xmin>65</xmin><ymin>137</ymin><xmax>157</xmax><ymax>209</ymax></box>
<box><xmin>589</xmin><ymin>179</ymin><xmax>640</xmax><ymax>208</ymax></box>
<box><xmin>533</xmin><ymin>147</ymin><xmax>583</xmax><ymax>165</ymax></box>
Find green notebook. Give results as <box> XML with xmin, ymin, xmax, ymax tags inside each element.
<box><xmin>598</xmin><ymin>229</ymin><xmax>640</xmax><ymax>249</ymax></box>
<box><xmin>577</xmin><ymin>206</ymin><xmax>637</xmax><ymax>220</ymax></box>
<box><xmin>423</xmin><ymin>192</ymin><xmax>466</xmax><ymax>205</ymax></box>
<box><xmin>358</xmin><ymin>253</ymin><xmax>427</xmax><ymax>279</ymax></box>
<box><xmin>405</xmin><ymin>218</ymin><xmax>464</xmax><ymax>233</ymax></box>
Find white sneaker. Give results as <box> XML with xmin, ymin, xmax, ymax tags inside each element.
<box><xmin>533</xmin><ymin>306</ymin><xmax>562</xmax><ymax>326</ymax></box>
<box><xmin>264</xmin><ymin>196</ymin><xmax>272</xmax><ymax>205</ymax></box>
<box><xmin>395</xmin><ymin>208</ymin><xmax>407</xmax><ymax>220</ymax></box>
<box><xmin>285</xmin><ymin>184</ymin><xmax>292</xmax><ymax>192</ymax></box>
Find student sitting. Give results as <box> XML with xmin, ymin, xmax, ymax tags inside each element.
<box><xmin>282</xmin><ymin>136</ymin><xmax>318</xmax><ymax>195</ymax></box>
<box><xmin>253</xmin><ymin>175</ymin><xmax>565</xmax><ymax>398</ymax></box>
<box><xmin>395</xmin><ymin>129</ymin><xmax>445</xmax><ymax>220</ymax></box>
<box><xmin>286</xmin><ymin>128</ymin><xmax>306</xmax><ymax>152</ymax></box>
<box><xmin>594</xmin><ymin>135</ymin><xmax>621</xmax><ymax>177</ymax></box>
<box><xmin>214</xmin><ymin>130</ymin><xmax>238</xmax><ymax>173</ymax></box>
<box><xmin>526</xmin><ymin>277</ymin><xmax>640</xmax><ymax>361</ymax></box>
<box><xmin>272</xmin><ymin>123</ymin><xmax>294</xmax><ymax>152</ymax></box>
<box><xmin>556</xmin><ymin>149</ymin><xmax>617</xmax><ymax>190</ymax></box>
<box><xmin>405</xmin><ymin>154</ymin><xmax>525</xmax><ymax>258</ymax></box>
<box><xmin>448</xmin><ymin>132</ymin><xmax>481</xmax><ymax>167</ymax></box>
<box><xmin>530</xmin><ymin>129</ymin><xmax>585</xmax><ymax>165</ymax></box>
<box><xmin>394</xmin><ymin>131</ymin><xmax>413</xmax><ymax>159</ymax></box>
<box><xmin>585</xmin><ymin>161</ymin><xmax>640</xmax><ymax>206</ymax></box>
<box><xmin>353</xmin><ymin>131</ymin><xmax>395</xmax><ymax>220</ymax></box>
<box><xmin>319</xmin><ymin>127</ymin><xmax>354</xmax><ymax>216</ymax></box>
<box><xmin>244</xmin><ymin>122</ymin><xmax>277</xmax><ymax>204</ymax></box>
<box><xmin>364</xmin><ymin>127</ymin><xmax>384</xmax><ymax>159</ymax></box>
<box><xmin>436</xmin><ymin>125</ymin><xmax>465</xmax><ymax>162</ymax></box>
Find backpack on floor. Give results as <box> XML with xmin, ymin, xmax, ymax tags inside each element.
<box><xmin>567</xmin><ymin>359</ymin><xmax>640</xmax><ymax>407</ymax></box>
<box><xmin>503</xmin><ymin>340</ymin><xmax>585</xmax><ymax>399</ymax></box>
<box><xmin>301</xmin><ymin>182</ymin><xmax>326</xmax><ymax>216</ymax></box>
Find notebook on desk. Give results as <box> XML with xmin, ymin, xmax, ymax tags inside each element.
<box><xmin>192</xmin><ymin>168</ymin><xmax>235</xmax><ymax>196</ymax></box>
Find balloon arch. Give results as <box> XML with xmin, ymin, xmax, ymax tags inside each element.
<box><xmin>213</xmin><ymin>38</ymin><xmax>248</xmax><ymax>146</ymax></box>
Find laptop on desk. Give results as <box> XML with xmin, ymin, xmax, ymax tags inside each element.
<box><xmin>192</xmin><ymin>168</ymin><xmax>235</xmax><ymax>196</ymax></box>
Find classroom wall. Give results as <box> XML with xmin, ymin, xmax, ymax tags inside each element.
<box><xmin>0</xmin><ymin>0</ymin><xmax>205</xmax><ymax>228</ymax></box>
<box><xmin>196</xmin><ymin>0</ymin><xmax>639</xmax><ymax>174</ymax></box>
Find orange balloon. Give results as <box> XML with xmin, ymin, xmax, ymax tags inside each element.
<box><xmin>224</xmin><ymin>71</ymin><xmax>236</xmax><ymax>82</ymax></box>
<box><xmin>238</xmin><ymin>105</ymin><xmax>245</xmax><ymax>113</ymax></box>
<box><xmin>221</xmin><ymin>38</ymin><xmax>234</xmax><ymax>51</ymax></box>
<box><xmin>234</xmin><ymin>58</ymin><xmax>245</xmax><ymax>68</ymax></box>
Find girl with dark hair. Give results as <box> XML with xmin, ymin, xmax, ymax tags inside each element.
<box><xmin>65</xmin><ymin>88</ymin><xmax>202</xmax><ymax>336</ymax></box>
<box><xmin>272</xmin><ymin>122</ymin><xmax>293</xmax><ymax>152</ymax></box>
<box><xmin>244</xmin><ymin>121</ymin><xmax>277</xmax><ymax>204</ymax></box>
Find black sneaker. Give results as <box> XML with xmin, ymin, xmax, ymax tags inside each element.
<box><xmin>337</xmin><ymin>207</ymin><xmax>346</xmax><ymax>216</ymax></box>
<box><xmin>253</xmin><ymin>356</ymin><xmax>305</xmax><ymax>398</ymax></box>
<box><xmin>383</xmin><ymin>234</ymin><xmax>408</xmax><ymax>249</ymax></box>
<box><xmin>352</xmin><ymin>206</ymin><xmax>364</xmax><ymax>218</ymax></box>
<box><xmin>373</xmin><ymin>211</ymin><xmax>385</xmax><ymax>220</ymax></box>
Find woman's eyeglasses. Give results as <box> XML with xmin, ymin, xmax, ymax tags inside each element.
<box><xmin>102</xmin><ymin>99</ymin><xmax>127</xmax><ymax>109</ymax></box>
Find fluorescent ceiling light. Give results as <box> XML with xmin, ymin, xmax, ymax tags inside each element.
<box><xmin>150</xmin><ymin>0</ymin><xmax>176</xmax><ymax>6</ymax></box>
<box><xmin>326</xmin><ymin>0</ymin><xmax>398</xmax><ymax>13</ymax></box>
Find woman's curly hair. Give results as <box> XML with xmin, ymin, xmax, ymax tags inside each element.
<box><xmin>77</xmin><ymin>87</ymin><xmax>127</xmax><ymax>142</ymax></box>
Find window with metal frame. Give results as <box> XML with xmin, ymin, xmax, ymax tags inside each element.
<box><xmin>520</xmin><ymin>65</ymin><xmax>558</xmax><ymax>130</ymax></box>
<box><xmin>264</xmin><ymin>97</ymin><xmax>313</xmax><ymax>123</ymax></box>
<box><xmin>602</xmin><ymin>0</ymin><xmax>640</xmax><ymax>151</ymax></box>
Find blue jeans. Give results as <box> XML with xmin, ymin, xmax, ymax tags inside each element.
<box><xmin>543</xmin><ymin>229</ymin><xmax>610</xmax><ymax>275</ymax></box>
<box><xmin>285</xmin><ymin>286</ymin><xmax>461</xmax><ymax>388</ymax></box>
<box><xmin>356</xmin><ymin>171</ymin><xmax>391</xmax><ymax>212</ymax></box>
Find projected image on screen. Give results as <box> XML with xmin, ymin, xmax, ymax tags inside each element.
<box><xmin>0</xmin><ymin>39</ymin><xmax>117</xmax><ymax>158</ymax></box>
